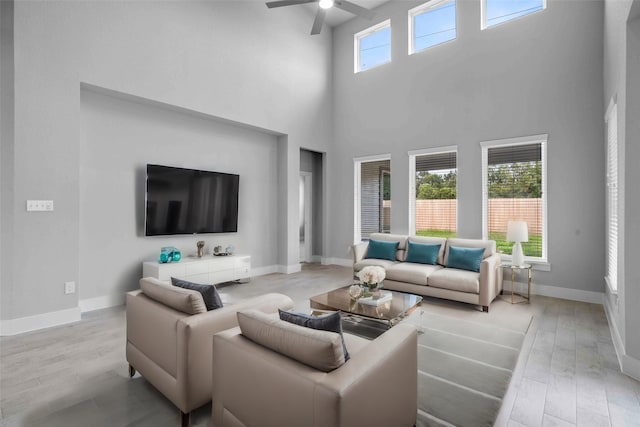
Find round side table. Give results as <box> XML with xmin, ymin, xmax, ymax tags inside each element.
<box><xmin>501</xmin><ymin>263</ymin><xmax>532</xmax><ymax>304</ymax></box>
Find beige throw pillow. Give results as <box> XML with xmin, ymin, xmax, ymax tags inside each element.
<box><xmin>237</xmin><ymin>309</ymin><xmax>346</xmax><ymax>372</ymax></box>
<box><xmin>140</xmin><ymin>277</ymin><xmax>207</xmax><ymax>315</ymax></box>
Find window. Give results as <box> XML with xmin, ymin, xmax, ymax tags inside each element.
<box><xmin>409</xmin><ymin>0</ymin><xmax>456</xmax><ymax>55</ymax></box>
<box><xmin>355</xmin><ymin>20</ymin><xmax>391</xmax><ymax>73</ymax></box>
<box><xmin>354</xmin><ymin>155</ymin><xmax>391</xmax><ymax>242</ymax></box>
<box><xmin>481</xmin><ymin>135</ymin><xmax>547</xmax><ymax>262</ymax></box>
<box><xmin>606</xmin><ymin>100</ymin><xmax>618</xmax><ymax>292</ymax></box>
<box><xmin>409</xmin><ymin>147</ymin><xmax>457</xmax><ymax>237</ymax></box>
<box><xmin>482</xmin><ymin>0</ymin><xmax>546</xmax><ymax>29</ymax></box>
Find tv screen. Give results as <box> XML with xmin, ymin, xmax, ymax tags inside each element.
<box><xmin>145</xmin><ymin>164</ymin><xmax>239</xmax><ymax>236</ymax></box>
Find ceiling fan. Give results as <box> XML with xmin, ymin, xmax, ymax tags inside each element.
<box><xmin>266</xmin><ymin>0</ymin><xmax>376</xmax><ymax>35</ymax></box>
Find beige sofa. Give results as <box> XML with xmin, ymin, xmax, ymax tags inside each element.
<box><xmin>126</xmin><ymin>277</ymin><xmax>294</xmax><ymax>426</ymax></box>
<box><xmin>353</xmin><ymin>233</ymin><xmax>503</xmax><ymax>312</ymax></box>
<box><xmin>211</xmin><ymin>311</ymin><xmax>417</xmax><ymax>427</ymax></box>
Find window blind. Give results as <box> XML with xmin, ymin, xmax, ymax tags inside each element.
<box><xmin>414</xmin><ymin>151</ymin><xmax>457</xmax><ymax>237</ymax></box>
<box><xmin>606</xmin><ymin>104</ymin><xmax>618</xmax><ymax>291</ymax></box>
<box><xmin>360</xmin><ymin>160</ymin><xmax>391</xmax><ymax>240</ymax></box>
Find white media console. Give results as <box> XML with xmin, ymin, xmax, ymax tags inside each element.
<box><xmin>142</xmin><ymin>254</ymin><xmax>251</xmax><ymax>285</ymax></box>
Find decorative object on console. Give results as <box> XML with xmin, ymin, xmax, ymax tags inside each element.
<box><xmin>159</xmin><ymin>246</ymin><xmax>181</xmax><ymax>263</ymax></box>
<box><xmin>213</xmin><ymin>245</ymin><xmax>223</xmax><ymax>256</ymax></box>
<box><xmin>357</xmin><ymin>265</ymin><xmax>386</xmax><ymax>292</ymax></box>
<box><xmin>196</xmin><ymin>241</ymin><xmax>205</xmax><ymax>258</ymax></box>
<box><xmin>506</xmin><ymin>221</ymin><xmax>528</xmax><ymax>267</ymax></box>
<box><xmin>225</xmin><ymin>245</ymin><xmax>234</xmax><ymax>255</ymax></box>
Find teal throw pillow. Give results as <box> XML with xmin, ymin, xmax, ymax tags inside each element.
<box><xmin>279</xmin><ymin>310</ymin><xmax>349</xmax><ymax>361</ymax></box>
<box><xmin>446</xmin><ymin>246</ymin><xmax>485</xmax><ymax>272</ymax></box>
<box><xmin>405</xmin><ymin>242</ymin><xmax>441</xmax><ymax>265</ymax></box>
<box><xmin>366</xmin><ymin>239</ymin><xmax>399</xmax><ymax>261</ymax></box>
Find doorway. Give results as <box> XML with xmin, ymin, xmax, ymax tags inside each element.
<box><xmin>299</xmin><ymin>148</ymin><xmax>324</xmax><ymax>264</ymax></box>
<box><xmin>299</xmin><ymin>172</ymin><xmax>312</xmax><ymax>263</ymax></box>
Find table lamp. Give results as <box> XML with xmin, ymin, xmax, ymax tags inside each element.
<box><xmin>507</xmin><ymin>221</ymin><xmax>528</xmax><ymax>267</ymax></box>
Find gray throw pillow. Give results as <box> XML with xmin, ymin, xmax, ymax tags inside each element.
<box><xmin>278</xmin><ymin>310</ymin><xmax>350</xmax><ymax>361</ymax></box>
<box><xmin>171</xmin><ymin>277</ymin><xmax>223</xmax><ymax>311</ymax></box>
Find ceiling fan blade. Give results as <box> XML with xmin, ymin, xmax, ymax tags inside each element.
<box><xmin>311</xmin><ymin>7</ymin><xmax>326</xmax><ymax>35</ymax></box>
<box><xmin>334</xmin><ymin>0</ymin><xmax>376</xmax><ymax>19</ymax></box>
<box><xmin>266</xmin><ymin>0</ymin><xmax>317</xmax><ymax>9</ymax></box>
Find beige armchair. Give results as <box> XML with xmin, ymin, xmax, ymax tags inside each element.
<box><xmin>126</xmin><ymin>278</ymin><xmax>294</xmax><ymax>426</ymax></box>
<box><xmin>211</xmin><ymin>317</ymin><xmax>418</xmax><ymax>427</ymax></box>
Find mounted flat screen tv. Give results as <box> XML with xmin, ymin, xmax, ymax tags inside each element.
<box><xmin>145</xmin><ymin>164</ymin><xmax>239</xmax><ymax>236</ymax></box>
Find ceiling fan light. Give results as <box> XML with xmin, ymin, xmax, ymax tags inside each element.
<box><xmin>319</xmin><ymin>0</ymin><xmax>334</xmax><ymax>9</ymax></box>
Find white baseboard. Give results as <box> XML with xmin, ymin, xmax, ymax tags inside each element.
<box><xmin>603</xmin><ymin>296</ymin><xmax>640</xmax><ymax>382</ymax></box>
<box><xmin>310</xmin><ymin>255</ymin><xmax>322</xmax><ymax>263</ymax></box>
<box><xmin>622</xmin><ymin>354</ymin><xmax>640</xmax><ymax>382</ymax></box>
<box><xmin>0</xmin><ymin>307</ymin><xmax>81</xmax><ymax>336</ymax></box>
<box><xmin>277</xmin><ymin>264</ymin><xmax>302</xmax><ymax>274</ymax></box>
<box><xmin>321</xmin><ymin>257</ymin><xmax>352</xmax><ymax>267</ymax></box>
<box><xmin>531</xmin><ymin>283</ymin><xmax>604</xmax><ymax>304</ymax></box>
<box><xmin>506</xmin><ymin>280</ymin><xmax>604</xmax><ymax>305</ymax></box>
<box><xmin>251</xmin><ymin>265</ymin><xmax>279</xmax><ymax>277</ymax></box>
<box><xmin>79</xmin><ymin>294</ymin><xmax>126</xmax><ymax>313</ymax></box>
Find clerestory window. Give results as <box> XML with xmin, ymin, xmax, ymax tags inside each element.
<box><xmin>482</xmin><ymin>0</ymin><xmax>546</xmax><ymax>29</ymax></box>
<box><xmin>354</xmin><ymin>20</ymin><xmax>391</xmax><ymax>73</ymax></box>
<box><xmin>409</xmin><ymin>0</ymin><xmax>457</xmax><ymax>55</ymax></box>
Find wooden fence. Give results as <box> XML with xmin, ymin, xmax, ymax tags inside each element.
<box><xmin>415</xmin><ymin>198</ymin><xmax>542</xmax><ymax>234</ymax></box>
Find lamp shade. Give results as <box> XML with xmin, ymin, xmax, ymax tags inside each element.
<box><xmin>506</xmin><ymin>221</ymin><xmax>529</xmax><ymax>243</ymax></box>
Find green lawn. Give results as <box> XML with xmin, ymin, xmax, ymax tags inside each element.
<box><xmin>417</xmin><ymin>229</ymin><xmax>542</xmax><ymax>257</ymax></box>
<box><xmin>416</xmin><ymin>229</ymin><xmax>457</xmax><ymax>238</ymax></box>
<box><xmin>489</xmin><ymin>232</ymin><xmax>542</xmax><ymax>257</ymax></box>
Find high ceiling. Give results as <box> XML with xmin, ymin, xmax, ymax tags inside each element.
<box><xmin>324</xmin><ymin>0</ymin><xmax>388</xmax><ymax>26</ymax></box>
<box><xmin>288</xmin><ymin>0</ymin><xmax>389</xmax><ymax>27</ymax></box>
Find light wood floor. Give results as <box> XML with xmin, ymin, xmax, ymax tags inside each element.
<box><xmin>1</xmin><ymin>264</ymin><xmax>639</xmax><ymax>427</ymax></box>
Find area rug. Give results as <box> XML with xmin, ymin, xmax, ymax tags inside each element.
<box><xmin>416</xmin><ymin>312</ymin><xmax>531</xmax><ymax>427</ymax></box>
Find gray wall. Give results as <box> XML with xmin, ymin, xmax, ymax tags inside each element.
<box><xmin>603</xmin><ymin>0</ymin><xmax>640</xmax><ymax>370</ymax></box>
<box><xmin>79</xmin><ymin>88</ymin><xmax>279</xmax><ymax>301</ymax></box>
<box><xmin>1</xmin><ymin>0</ymin><xmax>332</xmax><ymax>321</ymax></box>
<box><xmin>0</xmin><ymin>0</ymin><xmax>14</xmax><ymax>321</ymax></box>
<box><xmin>330</xmin><ymin>0</ymin><xmax>605</xmax><ymax>293</ymax></box>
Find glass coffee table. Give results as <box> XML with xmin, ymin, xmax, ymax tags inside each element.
<box><xmin>310</xmin><ymin>285</ymin><xmax>422</xmax><ymax>329</ymax></box>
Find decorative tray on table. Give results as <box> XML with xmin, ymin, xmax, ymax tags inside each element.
<box><xmin>358</xmin><ymin>290</ymin><xmax>393</xmax><ymax>306</ymax></box>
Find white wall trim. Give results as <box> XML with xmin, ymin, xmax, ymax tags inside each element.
<box><xmin>506</xmin><ymin>280</ymin><xmax>604</xmax><ymax>304</ymax></box>
<box><xmin>0</xmin><ymin>307</ymin><xmax>81</xmax><ymax>336</ymax></box>
<box><xmin>251</xmin><ymin>265</ymin><xmax>279</xmax><ymax>277</ymax></box>
<box><xmin>321</xmin><ymin>257</ymin><xmax>352</xmax><ymax>267</ymax></box>
<box><xmin>622</xmin><ymin>354</ymin><xmax>640</xmax><ymax>382</ymax></box>
<box><xmin>532</xmin><ymin>282</ymin><xmax>603</xmax><ymax>304</ymax></box>
<box><xmin>603</xmin><ymin>296</ymin><xmax>640</xmax><ymax>381</ymax></box>
<box><xmin>278</xmin><ymin>264</ymin><xmax>302</xmax><ymax>274</ymax></box>
<box><xmin>604</xmin><ymin>294</ymin><xmax>625</xmax><ymax>368</ymax></box>
<box><xmin>310</xmin><ymin>255</ymin><xmax>322</xmax><ymax>263</ymax></box>
<box><xmin>79</xmin><ymin>294</ymin><xmax>125</xmax><ymax>313</ymax></box>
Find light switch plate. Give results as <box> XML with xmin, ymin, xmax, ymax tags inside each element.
<box><xmin>26</xmin><ymin>200</ymin><xmax>54</xmax><ymax>211</ymax></box>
